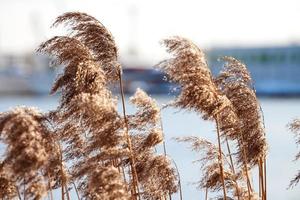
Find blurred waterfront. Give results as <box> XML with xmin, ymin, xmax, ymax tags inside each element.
<box><xmin>0</xmin><ymin>96</ymin><xmax>299</xmax><ymax>199</ymax></box>
<box><xmin>1</xmin><ymin>44</ymin><xmax>300</xmax><ymax>96</ymax></box>
<box><xmin>1</xmin><ymin>0</ymin><xmax>300</xmax><ymax>96</ymax></box>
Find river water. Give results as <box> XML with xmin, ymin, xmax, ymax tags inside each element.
<box><xmin>0</xmin><ymin>95</ymin><xmax>299</xmax><ymax>200</ymax></box>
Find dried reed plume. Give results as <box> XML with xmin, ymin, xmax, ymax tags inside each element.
<box><xmin>0</xmin><ymin>170</ymin><xmax>17</xmax><ymax>199</ymax></box>
<box><xmin>38</xmin><ymin>35</ymin><xmax>130</xmax><ymax>198</ymax></box>
<box><xmin>158</xmin><ymin>36</ymin><xmax>241</xmax><ymax>199</ymax></box>
<box><xmin>129</xmin><ymin>88</ymin><xmax>178</xmax><ymax>199</ymax></box>
<box><xmin>0</xmin><ymin>107</ymin><xmax>59</xmax><ymax>199</ymax></box>
<box><xmin>87</xmin><ymin>166</ymin><xmax>129</xmax><ymax>200</ymax></box>
<box><xmin>37</xmin><ymin>36</ymin><xmax>106</xmax><ymax>107</ymax></box>
<box><xmin>216</xmin><ymin>57</ymin><xmax>267</xmax><ymax>199</ymax></box>
<box><xmin>216</xmin><ymin>56</ymin><xmax>267</xmax><ymax>166</ymax></box>
<box><xmin>288</xmin><ymin>118</ymin><xmax>300</xmax><ymax>188</ymax></box>
<box><xmin>48</xmin><ymin>12</ymin><xmax>143</xmax><ymax>198</ymax></box>
<box><xmin>177</xmin><ymin>136</ymin><xmax>258</xmax><ymax>200</ymax></box>
<box><xmin>52</xmin><ymin>12</ymin><xmax>120</xmax><ymax>81</ymax></box>
<box><xmin>157</xmin><ymin>37</ymin><xmax>238</xmax><ymax>132</ymax></box>
<box><xmin>66</xmin><ymin>92</ymin><xmax>129</xmax><ymax>197</ymax></box>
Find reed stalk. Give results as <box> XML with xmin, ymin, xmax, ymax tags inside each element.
<box><xmin>47</xmin><ymin>174</ymin><xmax>54</xmax><ymax>200</ymax></box>
<box><xmin>225</xmin><ymin>139</ymin><xmax>240</xmax><ymax>200</ymax></box>
<box><xmin>23</xmin><ymin>178</ymin><xmax>26</xmax><ymax>200</ymax></box>
<box><xmin>170</xmin><ymin>157</ymin><xmax>183</xmax><ymax>200</ymax></box>
<box><xmin>118</xmin><ymin>68</ymin><xmax>141</xmax><ymax>200</ymax></box>
<box><xmin>159</xmin><ymin>113</ymin><xmax>173</xmax><ymax>200</ymax></box>
<box><xmin>259</xmin><ymin>173</ymin><xmax>262</xmax><ymax>199</ymax></box>
<box><xmin>259</xmin><ymin>102</ymin><xmax>267</xmax><ymax>200</ymax></box>
<box><xmin>238</xmin><ymin>139</ymin><xmax>252</xmax><ymax>200</ymax></box>
<box><xmin>160</xmin><ymin>115</ymin><xmax>168</xmax><ymax>157</ymax></box>
<box><xmin>215</xmin><ymin>118</ymin><xmax>227</xmax><ymax>200</ymax></box>
<box><xmin>65</xmin><ymin>185</ymin><xmax>70</xmax><ymax>200</ymax></box>
<box><xmin>258</xmin><ymin>159</ymin><xmax>265</xmax><ymax>200</ymax></box>
<box><xmin>119</xmin><ymin>162</ymin><xmax>129</xmax><ymax>192</ymax></box>
<box><xmin>71</xmin><ymin>181</ymin><xmax>80</xmax><ymax>200</ymax></box>
<box><xmin>58</xmin><ymin>145</ymin><xmax>65</xmax><ymax>200</ymax></box>
<box><xmin>16</xmin><ymin>186</ymin><xmax>21</xmax><ymax>200</ymax></box>
<box><xmin>264</xmin><ymin>160</ymin><xmax>267</xmax><ymax>200</ymax></box>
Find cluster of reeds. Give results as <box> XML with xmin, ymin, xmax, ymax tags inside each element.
<box><xmin>0</xmin><ymin>12</ymin><xmax>178</xmax><ymax>200</ymax></box>
<box><xmin>0</xmin><ymin>12</ymin><xmax>287</xmax><ymax>200</ymax></box>
<box><xmin>157</xmin><ymin>37</ymin><xmax>268</xmax><ymax>200</ymax></box>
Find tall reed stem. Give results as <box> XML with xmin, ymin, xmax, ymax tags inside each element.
<box><xmin>238</xmin><ymin>140</ymin><xmax>252</xmax><ymax>200</ymax></box>
<box><xmin>159</xmin><ymin>115</ymin><xmax>167</xmax><ymax>157</ymax></box>
<box><xmin>47</xmin><ymin>174</ymin><xmax>54</xmax><ymax>200</ymax></box>
<box><xmin>264</xmin><ymin>159</ymin><xmax>267</xmax><ymax>200</ymax></box>
<box><xmin>65</xmin><ymin>185</ymin><xmax>70</xmax><ymax>200</ymax></box>
<box><xmin>118</xmin><ymin>68</ymin><xmax>141</xmax><ymax>200</ymax></box>
<box><xmin>58</xmin><ymin>145</ymin><xmax>65</xmax><ymax>200</ymax></box>
<box><xmin>225</xmin><ymin>139</ymin><xmax>240</xmax><ymax>200</ymax></box>
<box><xmin>258</xmin><ymin>159</ymin><xmax>265</xmax><ymax>200</ymax></box>
<box><xmin>23</xmin><ymin>177</ymin><xmax>26</xmax><ymax>200</ymax></box>
<box><xmin>215</xmin><ymin>117</ymin><xmax>227</xmax><ymax>200</ymax></box>
<box><xmin>170</xmin><ymin>157</ymin><xmax>183</xmax><ymax>200</ymax></box>
<box><xmin>16</xmin><ymin>186</ymin><xmax>22</xmax><ymax>200</ymax></box>
<box><xmin>159</xmin><ymin>115</ymin><xmax>173</xmax><ymax>200</ymax></box>
<box><xmin>258</xmin><ymin>96</ymin><xmax>267</xmax><ymax>200</ymax></box>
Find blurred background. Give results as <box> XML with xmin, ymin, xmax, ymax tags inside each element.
<box><xmin>1</xmin><ymin>0</ymin><xmax>300</xmax><ymax>199</ymax></box>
